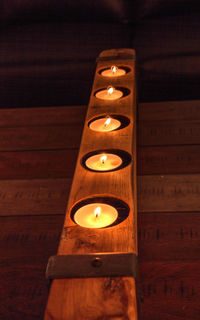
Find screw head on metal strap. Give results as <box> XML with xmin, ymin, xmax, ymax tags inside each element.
<box><xmin>46</xmin><ymin>253</ymin><xmax>138</xmax><ymax>280</ymax></box>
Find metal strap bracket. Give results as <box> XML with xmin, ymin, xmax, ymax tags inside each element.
<box><xmin>46</xmin><ymin>253</ymin><xmax>137</xmax><ymax>280</ymax></box>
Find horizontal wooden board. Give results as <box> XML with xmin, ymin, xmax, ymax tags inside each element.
<box><xmin>0</xmin><ymin>259</ymin><xmax>48</xmax><ymax>320</ymax></box>
<box><xmin>0</xmin><ymin>212</ymin><xmax>199</xmax><ymax>262</ymax></box>
<box><xmin>0</xmin><ymin>125</ymin><xmax>83</xmax><ymax>151</ymax></box>
<box><xmin>0</xmin><ymin>119</ymin><xmax>199</xmax><ymax>151</ymax></box>
<box><xmin>0</xmin><ymin>144</ymin><xmax>199</xmax><ymax>179</ymax></box>
<box><xmin>0</xmin><ymin>150</ymin><xmax>78</xmax><ymax>179</ymax></box>
<box><xmin>0</xmin><ymin>213</ymin><xmax>199</xmax><ymax>320</ymax></box>
<box><xmin>0</xmin><ymin>105</ymin><xmax>86</xmax><ymax>127</ymax></box>
<box><xmin>0</xmin><ymin>100</ymin><xmax>199</xmax><ymax>128</ymax></box>
<box><xmin>0</xmin><ymin>174</ymin><xmax>199</xmax><ymax>215</ymax></box>
<box><xmin>138</xmin><ymin>174</ymin><xmax>200</xmax><ymax>212</ymax></box>
<box><xmin>138</xmin><ymin>212</ymin><xmax>200</xmax><ymax>261</ymax></box>
<box><xmin>139</xmin><ymin>100</ymin><xmax>200</xmax><ymax>122</ymax></box>
<box><xmin>0</xmin><ymin>102</ymin><xmax>200</xmax><ymax>152</ymax></box>
<box><xmin>0</xmin><ymin>179</ymin><xmax>70</xmax><ymax>216</ymax></box>
<box><xmin>139</xmin><ymin>145</ymin><xmax>200</xmax><ymax>175</ymax></box>
<box><xmin>138</xmin><ymin>119</ymin><xmax>200</xmax><ymax>146</ymax></box>
<box><xmin>0</xmin><ymin>215</ymin><xmax>63</xmax><ymax>260</ymax></box>
<box><xmin>0</xmin><ymin>259</ymin><xmax>199</xmax><ymax>320</ymax></box>
<box><xmin>139</xmin><ymin>261</ymin><xmax>200</xmax><ymax>320</ymax></box>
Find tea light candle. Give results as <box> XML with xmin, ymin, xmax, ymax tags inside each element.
<box><xmin>89</xmin><ymin>116</ymin><xmax>121</xmax><ymax>132</ymax></box>
<box><xmin>95</xmin><ymin>86</ymin><xmax>123</xmax><ymax>100</ymax></box>
<box><xmin>85</xmin><ymin>153</ymin><xmax>122</xmax><ymax>171</ymax></box>
<box><xmin>101</xmin><ymin>66</ymin><xmax>126</xmax><ymax>77</ymax></box>
<box><xmin>73</xmin><ymin>203</ymin><xmax>118</xmax><ymax>228</ymax></box>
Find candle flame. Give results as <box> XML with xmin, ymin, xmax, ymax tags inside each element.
<box><xmin>104</xmin><ymin>117</ymin><xmax>111</xmax><ymax>127</ymax></box>
<box><xmin>107</xmin><ymin>86</ymin><xmax>114</xmax><ymax>95</ymax></box>
<box><xmin>111</xmin><ymin>65</ymin><xmax>118</xmax><ymax>74</ymax></box>
<box><xmin>94</xmin><ymin>206</ymin><xmax>101</xmax><ymax>218</ymax></box>
<box><xmin>100</xmin><ymin>155</ymin><xmax>107</xmax><ymax>165</ymax></box>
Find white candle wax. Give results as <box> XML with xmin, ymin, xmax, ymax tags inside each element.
<box><xmin>85</xmin><ymin>153</ymin><xmax>122</xmax><ymax>171</ymax></box>
<box><xmin>89</xmin><ymin>117</ymin><xmax>121</xmax><ymax>132</ymax></box>
<box><xmin>74</xmin><ymin>203</ymin><xmax>118</xmax><ymax>228</ymax></box>
<box><xmin>101</xmin><ymin>66</ymin><xmax>126</xmax><ymax>77</ymax></box>
<box><xmin>95</xmin><ymin>86</ymin><xmax>123</xmax><ymax>101</ymax></box>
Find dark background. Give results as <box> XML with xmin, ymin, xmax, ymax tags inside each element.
<box><xmin>0</xmin><ymin>0</ymin><xmax>199</xmax><ymax>108</ymax></box>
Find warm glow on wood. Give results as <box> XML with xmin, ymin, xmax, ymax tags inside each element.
<box><xmin>73</xmin><ymin>203</ymin><xmax>118</xmax><ymax>228</ymax></box>
<box><xmin>89</xmin><ymin>117</ymin><xmax>121</xmax><ymax>132</ymax></box>
<box><xmin>101</xmin><ymin>65</ymin><xmax>126</xmax><ymax>77</ymax></box>
<box><xmin>85</xmin><ymin>153</ymin><xmax>122</xmax><ymax>171</ymax></box>
<box><xmin>95</xmin><ymin>86</ymin><xmax>123</xmax><ymax>100</ymax></box>
<box><xmin>44</xmin><ymin>48</ymin><xmax>137</xmax><ymax>320</ymax></box>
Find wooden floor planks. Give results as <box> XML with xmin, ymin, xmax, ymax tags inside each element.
<box><xmin>0</xmin><ymin>100</ymin><xmax>199</xmax><ymax>319</ymax></box>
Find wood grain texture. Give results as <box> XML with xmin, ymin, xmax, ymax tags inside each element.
<box><xmin>0</xmin><ymin>101</ymin><xmax>199</xmax><ymax>152</ymax></box>
<box><xmin>138</xmin><ymin>212</ymin><xmax>200</xmax><ymax>261</ymax></box>
<box><xmin>139</xmin><ymin>145</ymin><xmax>200</xmax><ymax>175</ymax></box>
<box><xmin>0</xmin><ymin>214</ymin><xmax>199</xmax><ymax>320</ymax></box>
<box><xmin>0</xmin><ymin>119</ymin><xmax>199</xmax><ymax>152</ymax></box>
<box><xmin>0</xmin><ymin>150</ymin><xmax>78</xmax><ymax>179</ymax></box>
<box><xmin>0</xmin><ymin>125</ymin><xmax>82</xmax><ymax>151</ymax></box>
<box><xmin>0</xmin><ymin>99</ymin><xmax>200</xmax><ymax>319</ymax></box>
<box><xmin>0</xmin><ymin>174</ymin><xmax>199</xmax><ymax>216</ymax></box>
<box><xmin>138</xmin><ymin>119</ymin><xmax>200</xmax><ymax>146</ymax></box>
<box><xmin>0</xmin><ymin>105</ymin><xmax>86</xmax><ymax>127</ymax></box>
<box><xmin>45</xmin><ymin>49</ymin><xmax>138</xmax><ymax>319</ymax></box>
<box><xmin>0</xmin><ymin>144</ymin><xmax>199</xmax><ymax>179</ymax></box>
<box><xmin>1</xmin><ymin>260</ymin><xmax>199</xmax><ymax>319</ymax></box>
<box><xmin>138</xmin><ymin>174</ymin><xmax>200</xmax><ymax>212</ymax></box>
<box><xmin>0</xmin><ymin>179</ymin><xmax>70</xmax><ymax>216</ymax></box>
<box><xmin>0</xmin><ymin>215</ymin><xmax>64</xmax><ymax>320</ymax></box>
<box><xmin>139</xmin><ymin>100</ymin><xmax>200</xmax><ymax>122</ymax></box>
<box><xmin>139</xmin><ymin>261</ymin><xmax>200</xmax><ymax>320</ymax></box>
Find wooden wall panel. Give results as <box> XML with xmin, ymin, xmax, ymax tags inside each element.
<box><xmin>0</xmin><ymin>145</ymin><xmax>199</xmax><ymax>179</ymax></box>
<box><xmin>0</xmin><ymin>174</ymin><xmax>200</xmax><ymax>215</ymax></box>
<box><xmin>0</xmin><ymin>179</ymin><xmax>70</xmax><ymax>216</ymax></box>
<box><xmin>0</xmin><ymin>213</ymin><xmax>199</xmax><ymax>320</ymax></box>
<box><xmin>138</xmin><ymin>174</ymin><xmax>200</xmax><ymax>212</ymax></box>
<box><xmin>0</xmin><ymin>100</ymin><xmax>199</xmax><ymax>320</ymax></box>
<box><xmin>139</xmin><ymin>261</ymin><xmax>200</xmax><ymax>320</ymax></box>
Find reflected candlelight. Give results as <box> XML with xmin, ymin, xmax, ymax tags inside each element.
<box><xmin>95</xmin><ymin>86</ymin><xmax>123</xmax><ymax>100</ymax></box>
<box><xmin>100</xmin><ymin>155</ymin><xmax>107</xmax><ymax>165</ymax></box>
<box><xmin>101</xmin><ymin>65</ymin><xmax>126</xmax><ymax>77</ymax></box>
<box><xmin>104</xmin><ymin>117</ymin><xmax>111</xmax><ymax>127</ymax></box>
<box><xmin>89</xmin><ymin>116</ymin><xmax>121</xmax><ymax>132</ymax></box>
<box><xmin>94</xmin><ymin>206</ymin><xmax>101</xmax><ymax>218</ymax></box>
<box><xmin>85</xmin><ymin>153</ymin><xmax>122</xmax><ymax>171</ymax></box>
<box><xmin>73</xmin><ymin>203</ymin><xmax>118</xmax><ymax>228</ymax></box>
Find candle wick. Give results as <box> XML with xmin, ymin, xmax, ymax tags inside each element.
<box><xmin>94</xmin><ymin>207</ymin><xmax>101</xmax><ymax>219</ymax></box>
<box><xmin>111</xmin><ymin>66</ymin><xmax>117</xmax><ymax>74</ymax></box>
<box><xmin>100</xmin><ymin>155</ymin><xmax>107</xmax><ymax>165</ymax></box>
<box><xmin>104</xmin><ymin>116</ymin><xmax>111</xmax><ymax>127</ymax></box>
<box><xmin>107</xmin><ymin>86</ymin><xmax>114</xmax><ymax>95</ymax></box>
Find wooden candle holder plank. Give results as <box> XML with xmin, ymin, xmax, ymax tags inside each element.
<box><xmin>44</xmin><ymin>49</ymin><xmax>138</xmax><ymax>320</ymax></box>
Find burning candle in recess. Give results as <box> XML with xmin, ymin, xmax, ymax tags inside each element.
<box><xmin>95</xmin><ymin>86</ymin><xmax>123</xmax><ymax>100</ymax></box>
<box><xmin>85</xmin><ymin>153</ymin><xmax>122</xmax><ymax>171</ymax></box>
<box><xmin>89</xmin><ymin>116</ymin><xmax>121</xmax><ymax>132</ymax></box>
<box><xmin>73</xmin><ymin>203</ymin><xmax>118</xmax><ymax>228</ymax></box>
<box><xmin>101</xmin><ymin>65</ymin><xmax>126</xmax><ymax>77</ymax></box>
